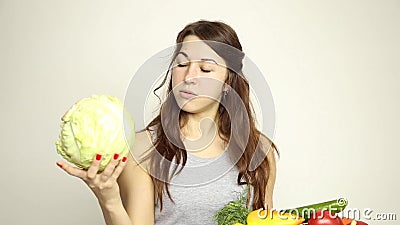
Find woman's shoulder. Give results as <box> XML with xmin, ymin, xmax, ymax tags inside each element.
<box><xmin>257</xmin><ymin>132</ymin><xmax>279</xmax><ymax>166</ymax></box>
<box><xmin>135</xmin><ymin>129</ymin><xmax>155</xmax><ymax>146</ymax></box>
<box><xmin>258</xmin><ymin>133</ymin><xmax>278</xmax><ymax>153</ymax></box>
<box><xmin>129</xmin><ymin>129</ymin><xmax>155</xmax><ymax>171</ymax></box>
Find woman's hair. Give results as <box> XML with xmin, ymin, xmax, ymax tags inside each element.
<box><xmin>143</xmin><ymin>20</ymin><xmax>278</xmax><ymax>210</ymax></box>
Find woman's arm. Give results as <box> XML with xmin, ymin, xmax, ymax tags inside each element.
<box><xmin>258</xmin><ymin>134</ymin><xmax>277</xmax><ymax>209</ymax></box>
<box><xmin>264</xmin><ymin>147</ymin><xmax>276</xmax><ymax>209</ymax></box>
<box><xmin>117</xmin><ymin>131</ymin><xmax>155</xmax><ymax>225</ymax></box>
<box><xmin>99</xmin><ymin>199</ymin><xmax>136</xmax><ymax>225</ymax></box>
<box><xmin>98</xmin><ymin>153</ymin><xmax>154</xmax><ymax>225</ymax></box>
<box><xmin>57</xmin><ymin>130</ymin><xmax>155</xmax><ymax>225</ymax></box>
<box><xmin>58</xmin><ymin>154</ymin><xmax>136</xmax><ymax>225</ymax></box>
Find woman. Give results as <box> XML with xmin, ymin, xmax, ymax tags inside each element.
<box><xmin>57</xmin><ymin>20</ymin><xmax>278</xmax><ymax>225</ymax></box>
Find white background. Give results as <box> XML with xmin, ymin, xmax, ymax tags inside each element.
<box><xmin>1</xmin><ymin>0</ymin><xmax>399</xmax><ymax>224</ymax></box>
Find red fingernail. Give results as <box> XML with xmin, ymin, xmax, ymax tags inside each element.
<box><xmin>113</xmin><ymin>153</ymin><xmax>119</xmax><ymax>160</ymax></box>
<box><xmin>56</xmin><ymin>162</ymin><xmax>63</xmax><ymax>168</ymax></box>
<box><xmin>122</xmin><ymin>156</ymin><xmax>127</xmax><ymax>162</ymax></box>
<box><xmin>96</xmin><ymin>154</ymin><xmax>102</xmax><ymax>161</ymax></box>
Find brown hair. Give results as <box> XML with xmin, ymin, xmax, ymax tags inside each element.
<box><xmin>143</xmin><ymin>20</ymin><xmax>278</xmax><ymax>210</ymax></box>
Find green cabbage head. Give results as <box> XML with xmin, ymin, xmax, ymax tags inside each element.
<box><xmin>56</xmin><ymin>95</ymin><xmax>135</xmax><ymax>171</ymax></box>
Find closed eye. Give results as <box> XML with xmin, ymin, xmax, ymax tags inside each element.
<box><xmin>201</xmin><ymin>68</ymin><xmax>211</xmax><ymax>73</ymax></box>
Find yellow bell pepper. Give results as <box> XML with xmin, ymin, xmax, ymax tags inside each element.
<box><xmin>246</xmin><ymin>209</ymin><xmax>305</xmax><ymax>225</ymax></box>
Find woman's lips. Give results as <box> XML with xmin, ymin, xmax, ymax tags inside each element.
<box><xmin>179</xmin><ymin>90</ymin><xmax>197</xmax><ymax>99</ymax></box>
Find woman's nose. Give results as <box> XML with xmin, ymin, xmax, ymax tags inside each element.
<box><xmin>184</xmin><ymin>62</ymin><xmax>199</xmax><ymax>83</ymax></box>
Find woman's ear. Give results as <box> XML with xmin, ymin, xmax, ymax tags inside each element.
<box><xmin>222</xmin><ymin>83</ymin><xmax>230</xmax><ymax>92</ymax></box>
<box><xmin>223</xmin><ymin>71</ymin><xmax>234</xmax><ymax>92</ymax></box>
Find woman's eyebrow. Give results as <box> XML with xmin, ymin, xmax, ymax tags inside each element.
<box><xmin>177</xmin><ymin>52</ymin><xmax>218</xmax><ymax>64</ymax></box>
<box><xmin>177</xmin><ymin>51</ymin><xmax>189</xmax><ymax>59</ymax></box>
<box><xmin>200</xmin><ymin>58</ymin><xmax>218</xmax><ymax>64</ymax></box>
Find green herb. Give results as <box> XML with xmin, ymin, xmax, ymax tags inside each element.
<box><xmin>214</xmin><ymin>186</ymin><xmax>252</xmax><ymax>225</ymax></box>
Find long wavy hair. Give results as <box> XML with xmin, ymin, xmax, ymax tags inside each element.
<box><xmin>142</xmin><ymin>20</ymin><xmax>278</xmax><ymax>211</ymax></box>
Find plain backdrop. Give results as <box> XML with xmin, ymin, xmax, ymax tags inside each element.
<box><xmin>1</xmin><ymin>0</ymin><xmax>399</xmax><ymax>224</ymax></box>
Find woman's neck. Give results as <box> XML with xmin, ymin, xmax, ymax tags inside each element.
<box><xmin>180</xmin><ymin>105</ymin><xmax>222</xmax><ymax>153</ymax></box>
<box><xmin>181</xmin><ymin>113</ymin><xmax>217</xmax><ymax>139</ymax></box>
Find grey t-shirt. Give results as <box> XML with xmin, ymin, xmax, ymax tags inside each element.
<box><xmin>149</xmin><ymin>131</ymin><xmax>249</xmax><ymax>225</ymax></box>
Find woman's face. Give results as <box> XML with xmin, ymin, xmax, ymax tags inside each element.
<box><xmin>171</xmin><ymin>35</ymin><xmax>228</xmax><ymax>114</ymax></box>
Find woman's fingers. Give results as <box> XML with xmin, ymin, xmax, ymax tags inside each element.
<box><xmin>111</xmin><ymin>156</ymin><xmax>128</xmax><ymax>180</ymax></box>
<box><xmin>57</xmin><ymin>153</ymin><xmax>127</xmax><ymax>183</ymax></box>
<box><xmin>87</xmin><ymin>154</ymin><xmax>102</xmax><ymax>179</ymax></box>
<box><xmin>100</xmin><ymin>153</ymin><xmax>121</xmax><ymax>181</ymax></box>
<box><xmin>56</xmin><ymin>161</ymin><xmax>86</xmax><ymax>179</ymax></box>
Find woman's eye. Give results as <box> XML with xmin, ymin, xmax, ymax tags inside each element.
<box><xmin>177</xmin><ymin>63</ymin><xmax>188</xmax><ymax>67</ymax></box>
<box><xmin>201</xmin><ymin>68</ymin><xmax>211</xmax><ymax>73</ymax></box>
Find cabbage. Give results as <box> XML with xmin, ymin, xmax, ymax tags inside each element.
<box><xmin>56</xmin><ymin>95</ymin><xmax>135</xmax><ymax>171</ymax></box>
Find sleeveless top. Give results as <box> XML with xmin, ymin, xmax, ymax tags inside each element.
<box><xmin>148</xmin><ymin>129</ymin><xmax>251</xmax><ymax>225</ymax></box>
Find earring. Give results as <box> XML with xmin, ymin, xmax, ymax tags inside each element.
<box><xmin>222</xmin><ymin>90</ymin><xmax>229</xmax><ymax>101</ymax></box>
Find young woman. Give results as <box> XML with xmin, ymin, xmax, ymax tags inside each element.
<box><xmin>57</xmin><ymin>20</ymin><xmax>278</xmax><ymax>225</ymax></box>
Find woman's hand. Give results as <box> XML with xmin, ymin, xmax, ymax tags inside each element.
<box><xmin>56</xmin><ymin>153</ymin><xmax>128</xmax><ymax>206</ymax></box>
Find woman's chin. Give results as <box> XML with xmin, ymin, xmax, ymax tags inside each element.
<box><xmin>179</xmin><ymin>105</ymin><xmax>202</xmax><ymax>114</ymax></box>
<box><xmin>175</xmin><ymin>95</ymin><xmax>221</xmax><ymax>114</ymax></box>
